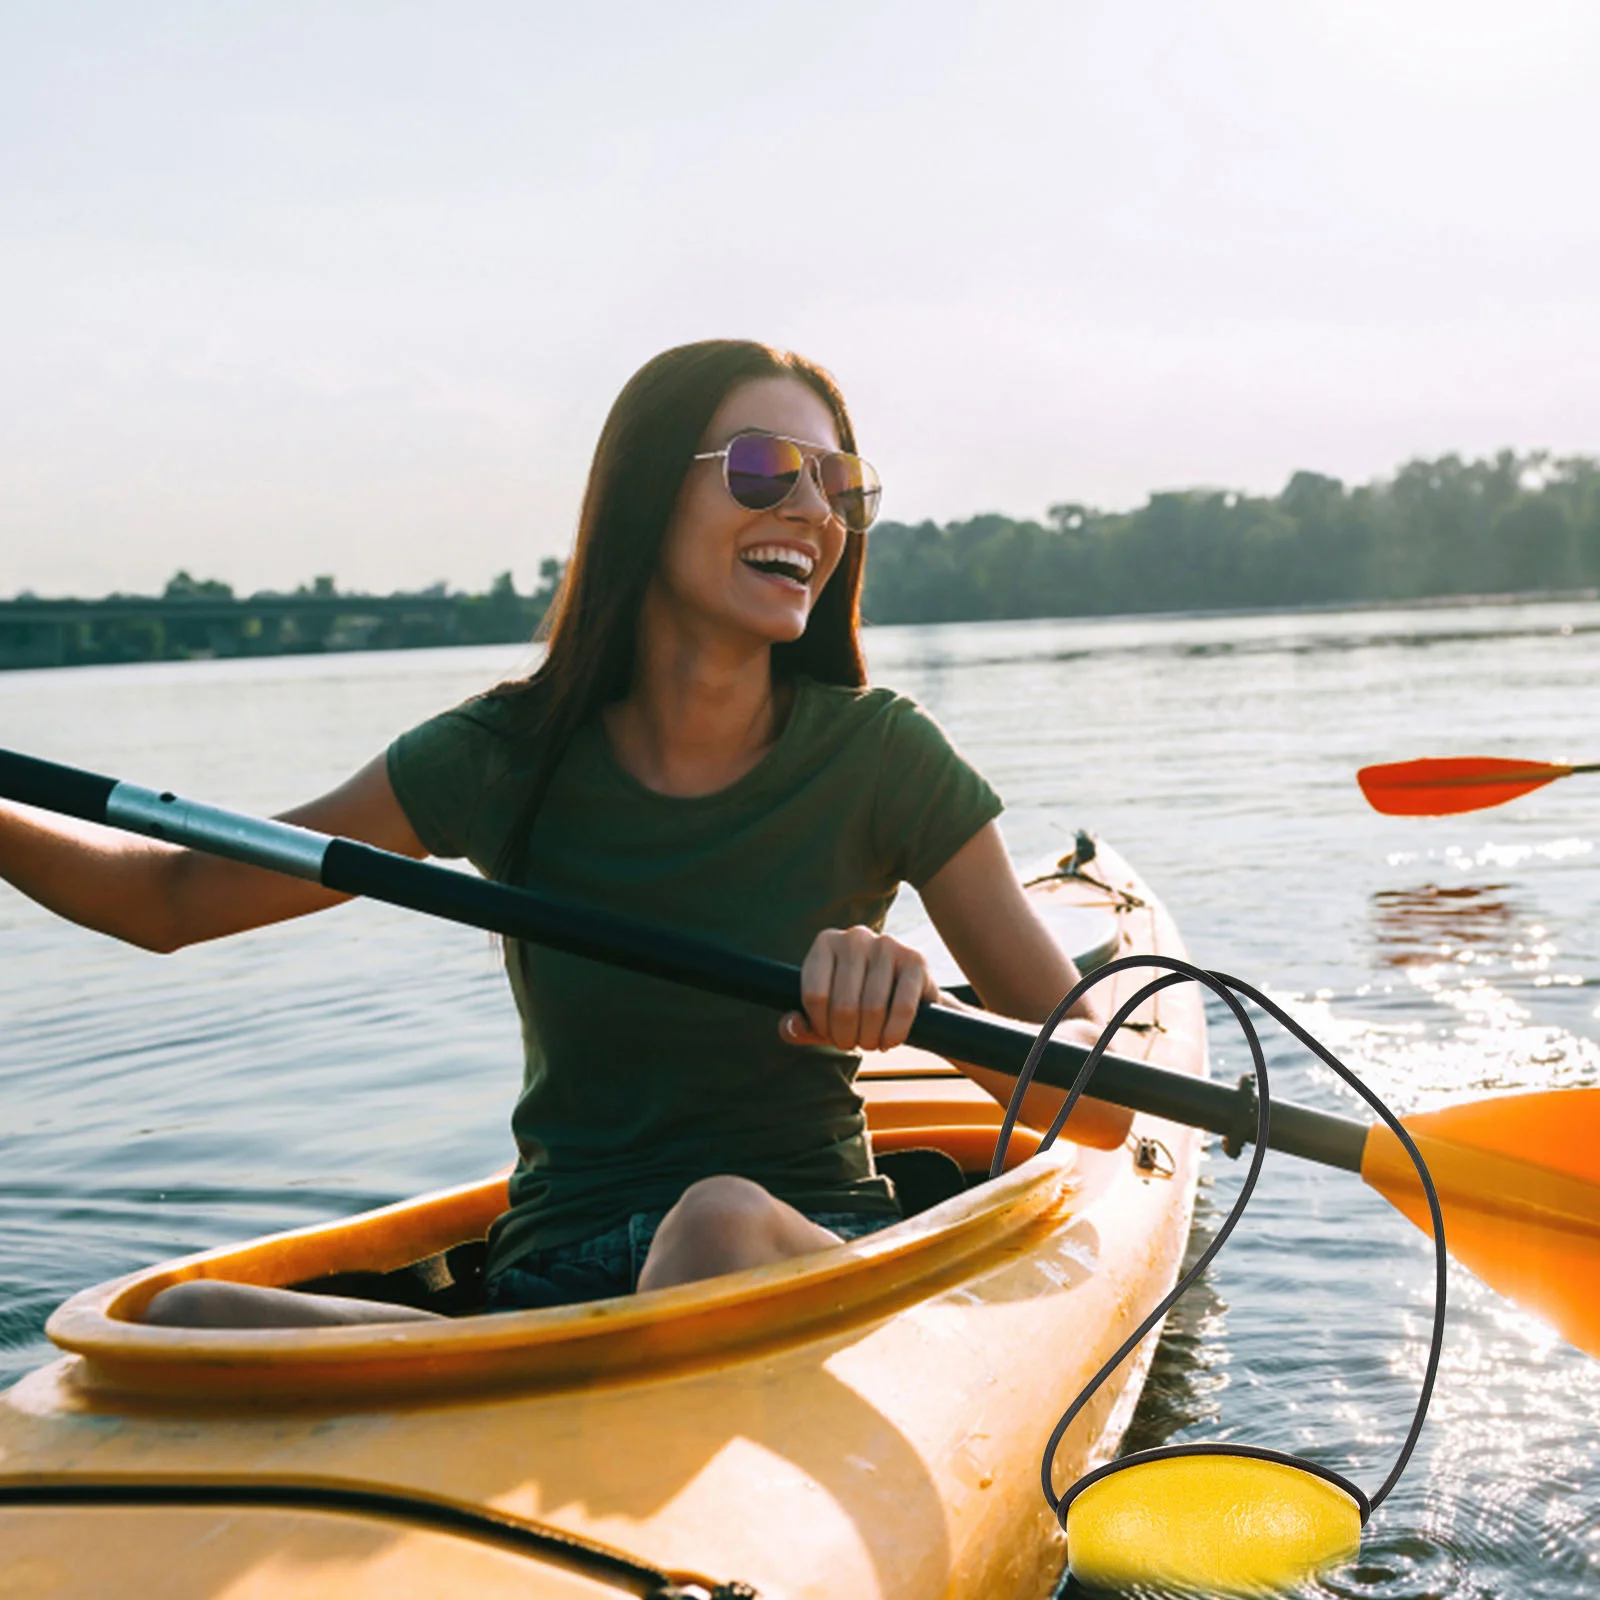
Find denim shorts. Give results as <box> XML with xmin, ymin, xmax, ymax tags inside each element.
<box><xmin>483</xmin><ymin>1207</ymin><xmax>900</xmax><ymax>1313</ymax></box>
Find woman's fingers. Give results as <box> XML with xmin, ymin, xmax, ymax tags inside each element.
<box><xmin>781</xmin><ymin>928</ymin><xmax>933</xmax><ymax>1053</ymax></box>
<box><xmin>855</xmin><ymin>939</ymin><xmax>901</xmax><ymax>1051</ymax></box>
<box><xmin>824</xmin><ymin>931</ymin><xmax>872</xmax><ymax>1050</ymax></box>
<box><xmin>880</xmin><ymin>961</ymin><xmax>935</xmax><ymax>1051</ymax></box>
<box><xmin>786</xmin><ymin>932</ymin><xmax>849</xmax><ymax>1045</ymax></box>
<box><xmin>780</xmin><ymin>1010</ymin><xmax>827</xmax><ymax>1045</ymax></box>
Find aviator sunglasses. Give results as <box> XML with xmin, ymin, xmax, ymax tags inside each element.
<box><xmin>693</xmin><ymin>432</ymin><xmax>882</xmax><ymax>534</ymax></box>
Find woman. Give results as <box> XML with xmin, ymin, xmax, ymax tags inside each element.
<box><xmin>0</xmin><ymin>340</ymin><xmax>1104</xmax><ymax>1328</ymax></box>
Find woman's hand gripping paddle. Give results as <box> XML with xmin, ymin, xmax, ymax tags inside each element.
<box><xmin>1358</xmin><ymin>756</ymin><xmax>1600</xmax><ymax>817</ymax></box>
<box><xmin>4</xmin><ymin>744</ymin><xmax>1600</xmax><ymax>1358</ymax></box>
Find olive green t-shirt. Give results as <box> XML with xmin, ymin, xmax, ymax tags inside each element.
<box><xmin>386</xmin><ymin>675</ymin><xmax>1003</xmax><ymax>1275</ymax></box>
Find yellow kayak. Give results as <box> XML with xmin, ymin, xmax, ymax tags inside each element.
<box><xmin>0</xmin><ymin>841</ymin><xmax>1206</xmax><ymax>1600</ymax></box>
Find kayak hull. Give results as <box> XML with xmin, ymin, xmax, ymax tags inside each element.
<box><xmin>0</xmin><ymin>841</ymin><xmax>1206</xmax><ymax>1600</ymax></box>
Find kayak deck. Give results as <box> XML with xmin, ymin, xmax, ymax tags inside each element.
<box><xmin>0</xmin><ymin>840</ymin><xmax>1206</xmax><ymax>1600</ymax></box>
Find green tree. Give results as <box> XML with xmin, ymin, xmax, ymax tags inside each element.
<box><xmin>163</xmin><ymin>571</ymin><xmax>235</xmax><ymax>600</ymax></box>
<box><xmin>861</xmin><ymin>450</ymin><xmax>1600</xmax><ymax>624</ymax></box>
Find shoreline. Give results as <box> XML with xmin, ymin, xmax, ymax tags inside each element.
<box><xmin>4</xmin><ymin>585</ymin><xmax>1596</xmax><ymax>674</ymax></box>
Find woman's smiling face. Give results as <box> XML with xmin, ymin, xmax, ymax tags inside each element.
<box><xmin>652</xmin><ymin>375</ymin><xmax>850</xmax><ymax>650</ymax></box>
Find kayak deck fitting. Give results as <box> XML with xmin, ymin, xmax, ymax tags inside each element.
<box><xmin>0</xmin><ymin>841</ymin><xmax>1207</xmax><ymax>1600</ymax></box>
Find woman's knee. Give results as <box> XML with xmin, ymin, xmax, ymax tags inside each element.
<box><xmin>659</xmin><ymin>1175</ymin><xmax>779</xmax><ymax>1246</ymax></box>
<box><xmin>143</xmin><ymin>1281</ymin><xmax>246</xmax><ymax>1327</ymax></box>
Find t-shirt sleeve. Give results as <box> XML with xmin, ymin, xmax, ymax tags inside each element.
<box><xmin>386</xmin><ymin>702</ymin><xmax>508</xmax><ymax>863</ymax></box>
<box><xmin>871</xmin><ymin>697</ymin><xmax>1004</xmax><ymax>889</ymax></box>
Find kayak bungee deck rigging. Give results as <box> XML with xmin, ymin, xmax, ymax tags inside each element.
<box><xmin>0</xmin><ymin>840</ymin><xmax>1207</xmax><ymax>1600</ymax></box>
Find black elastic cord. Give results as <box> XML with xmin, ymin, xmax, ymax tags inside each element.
<box><xmin>991</xmin><ymin>955</ymin><xmax>1445</xmax><ymax>1523</ymax></box>
<box><xmin>1036</xmin><ymin>972</ymin><xmax>1193</xmax><ymax>1152</ymax></box>
<box><xmin>1210</xmin><ymin>972</ymin><xmax>1448</xmax><ymax>1513</ymax></box>
<box><xmin>998</xmin><ymin>956</ymin><xmax>1273</xmax><ymax>1515</ymax></box>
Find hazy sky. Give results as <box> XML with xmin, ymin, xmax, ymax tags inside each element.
<box><xmin>4</xmin><ymin>1</ymin><xmax>1598</xmax><ymax>597</ymax></box>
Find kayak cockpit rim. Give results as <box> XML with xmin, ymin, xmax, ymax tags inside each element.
<box><xmin>43</xmin><ymin>1134</ymin><xmax>1090</xmax><ymax>1406</ymax></box>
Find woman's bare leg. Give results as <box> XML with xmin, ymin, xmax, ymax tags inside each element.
<box><xmin>143</xmin><ymin>1281</ymin><xmax>446</xmax><ymax>1328</ymax></box>
<box><xmin>636</xmin><ymin>1175</ymin><xmax>843</xmax><ymax>1293</ymax></box>
<box><xmin>143</xmin><ymin>1175</ymin><xmax>843</xmax><ymax>1322</ymax></box>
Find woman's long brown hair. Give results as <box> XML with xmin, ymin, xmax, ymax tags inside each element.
<box><xmin>489</xmin><ymin>339</ymin><xmax>869</xmax><ymax>887</ymax></box>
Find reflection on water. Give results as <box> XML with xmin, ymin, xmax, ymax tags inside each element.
<box><xmin>1117</xmin><ymin>1178</ymin><xmax>1232</xmax><ymax>1454</ymax></box>
<box><xmin>3</xmin><ymin>599</ymin><xmax>1599</xmax><ymax>1600</ymax></box>
<box><xmin>1369</xmin><ymin>884</ymin><xmax>1527</xmax><ymax>968</ymax></box>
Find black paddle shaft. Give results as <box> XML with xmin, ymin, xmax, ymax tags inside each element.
<box><xmin>0</xmin><ymin>746</ymin><xmax>1369</xmax><ymax>1173</ymax></box>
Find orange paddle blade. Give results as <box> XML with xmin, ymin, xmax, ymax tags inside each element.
<box><xmin>1357</xmin><ymin>756</ymin><xmax>1575</xmax><ymax>816</ymax></box>
<box><xmin>1362</xmin><ymin>1089</ymin><xmax>1600</xmax><ymax>1357</ymax></box>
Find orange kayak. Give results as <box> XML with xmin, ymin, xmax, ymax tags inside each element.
<box><xmin>0</xmin><ymin>840</ymin><xmax>1206</xmax><ymax>1599</ymax></box>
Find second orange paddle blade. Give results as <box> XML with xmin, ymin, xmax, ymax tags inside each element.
<box><xmin>1357</xmin><ymin>757</ymin><xmax>1571</xmax><ymax>817</ymax></box>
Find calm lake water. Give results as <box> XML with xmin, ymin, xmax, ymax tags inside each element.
<box><xmin>3</xmin><ymin>600</ymin><xmax>1598</xmax><ymax>1598</ymax></box>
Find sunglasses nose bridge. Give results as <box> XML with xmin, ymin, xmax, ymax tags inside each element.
<box><xmin>782</xmin><ymin>449</ymin><xmax>836</xmax><ymax>523</ymax></box>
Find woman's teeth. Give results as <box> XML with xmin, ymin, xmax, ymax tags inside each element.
<box><xmin>738</xmin><ymin>545</ymin><xmax>814</xmax><ymax>584</ymax></box>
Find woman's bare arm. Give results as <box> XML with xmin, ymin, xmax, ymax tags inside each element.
<box><xmin>920</xmin><ymin>822</ymin><xmax>1106</xmax><ymax>1025</ymax></box>
<box><xmin>780</xmin><ymin>822</ymin><xmax>1128</xmax><ymax>1136</ymax></box>
<box><xmin>918</xmin><ymin>821</ymin><xmax>1127</xmax><ymax>1135</ymax></box>
<box><xmin>0</xmin><ymin>754</ymin><xmax>427</xmax><ymax>954</ymax></box>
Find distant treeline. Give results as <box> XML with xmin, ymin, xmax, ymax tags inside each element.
<box><xmin>858</xmin><ymin>451</ymin><xmax>1600</xmax><ymax>623</ymax></box>
<box><xmin>0</xmin><ymin>563</ymin><xmax>564</xmax><ymax>670</ymax></box>
<box><xmin>7</xmin><ymin>452</ymin><xmax>1599</xmax><ymax>670</ymax></box>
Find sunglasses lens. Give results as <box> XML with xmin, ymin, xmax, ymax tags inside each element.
<box><xmin>725</xmin><ymin>434</ymin><xmax>802</xmax><ymax>511</ymax></box>
<box><xmin>821</xmin><ymin>453</ymin><xmax>882</xmax><ymax>534</ymax></box>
